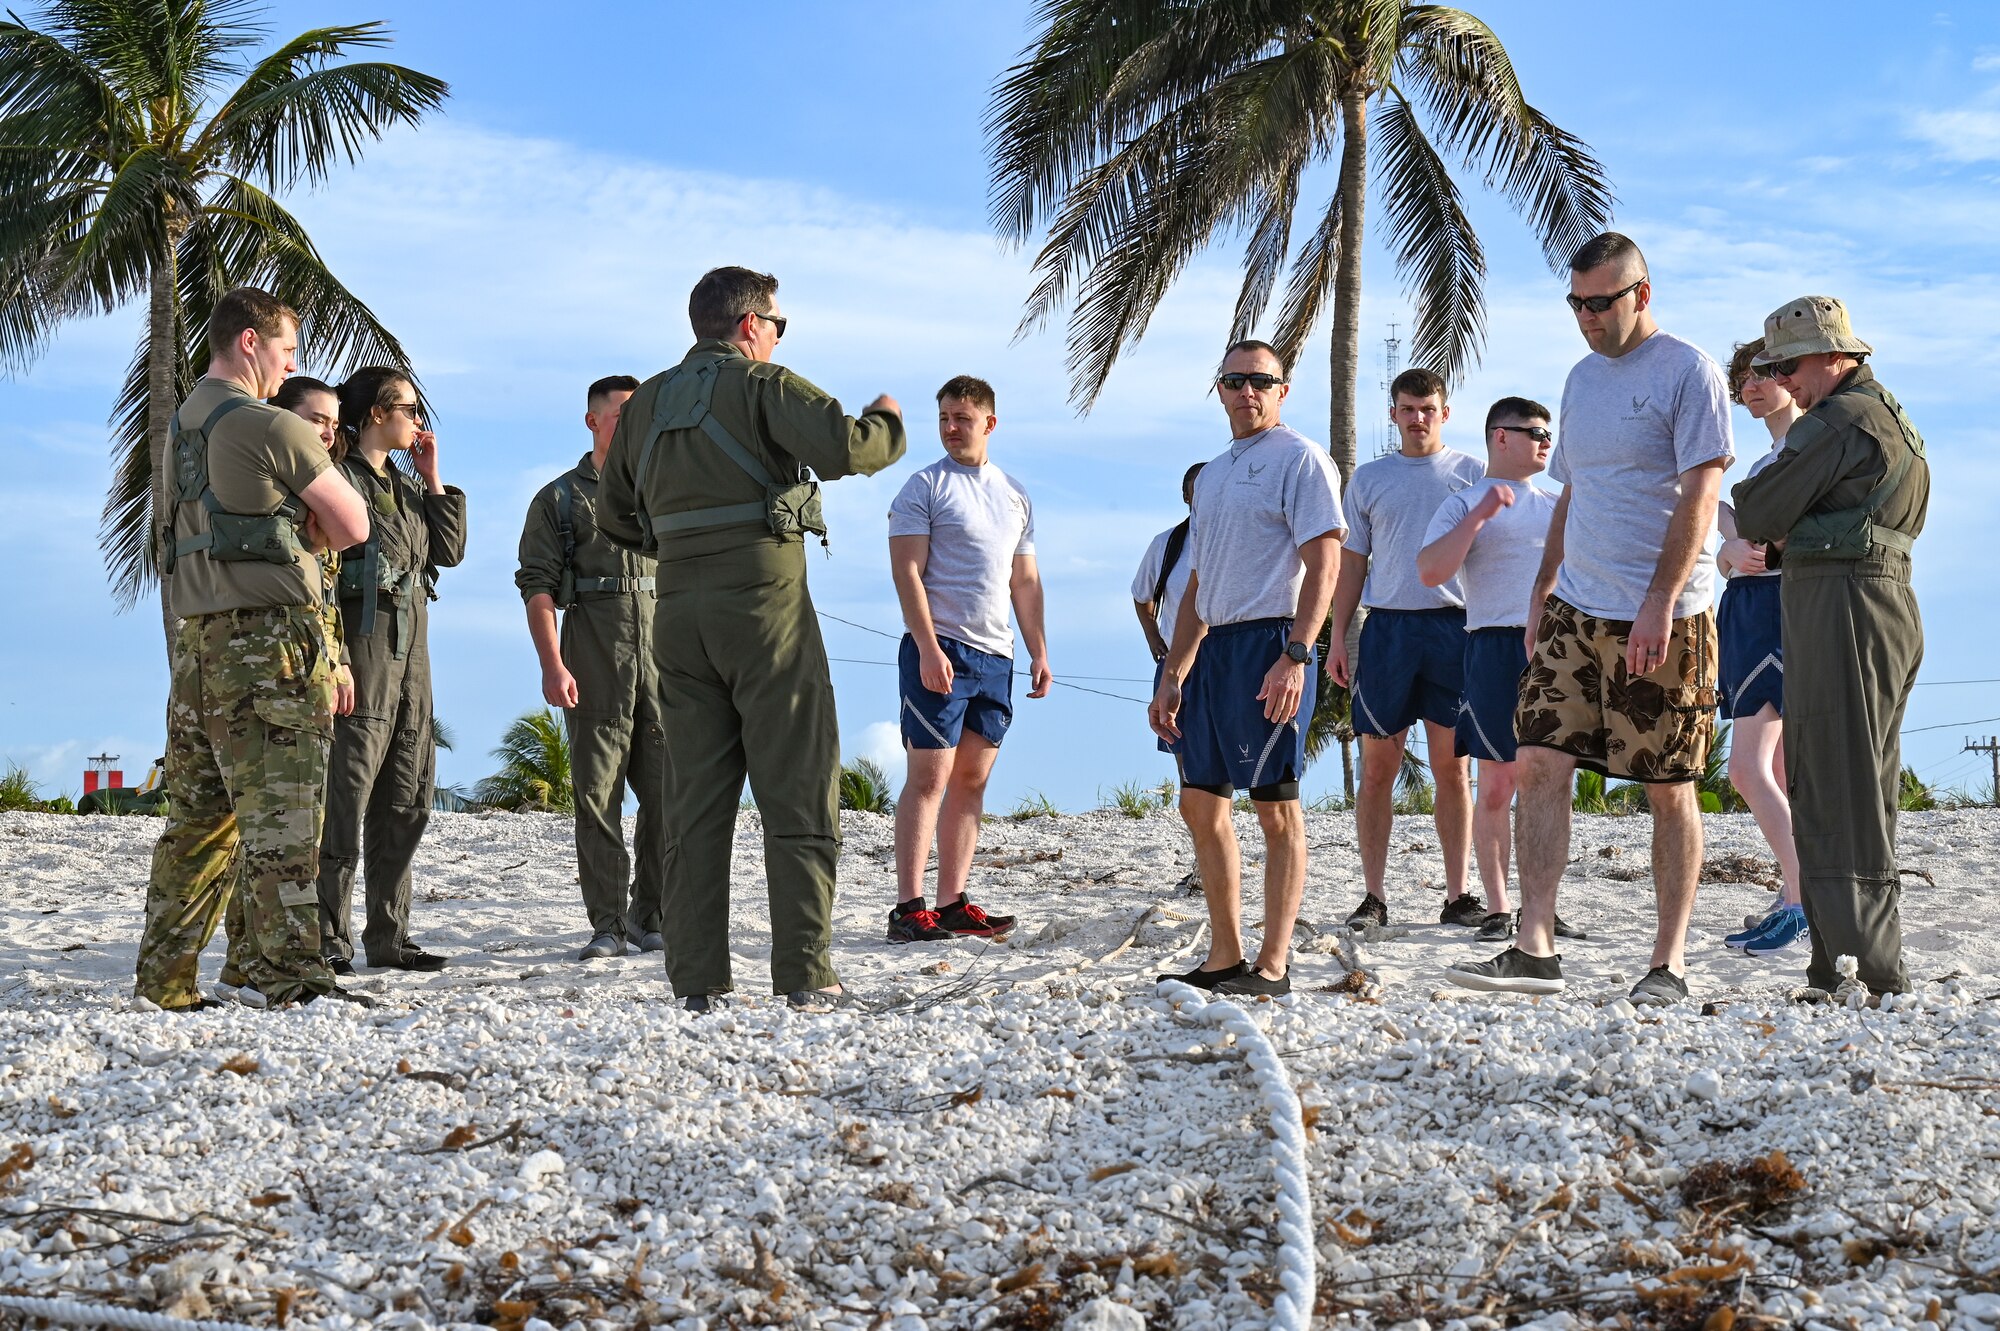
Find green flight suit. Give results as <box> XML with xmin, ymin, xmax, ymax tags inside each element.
<box><xmin>1734</xmin><ymin>365</ymin><xmax>1929</xmax><ymax>995</ymax></box>
<box><xmin>516</xmin><ymin>452</ymin><xmax>668</xmax><ymax>942</ymax></box>
<box><xmin>598</xmin><ymin>339</ymin><xmax>906</xmax><ymax>997</ymax></box>
<box><xmin>318</xmin><ymin>454</ymin><xmax>468</xmax><ymax>965</ymax></box>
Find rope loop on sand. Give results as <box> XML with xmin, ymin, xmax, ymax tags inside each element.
<box><xmin>0</xmin><ymin>1294</ymin><xmax>265</xmax><ymax>1331</ymax></box>
<box><xmin>1155</xmin><ymin>981</ymin><xmax>1315</xmax><ymax>1331</ymax></box>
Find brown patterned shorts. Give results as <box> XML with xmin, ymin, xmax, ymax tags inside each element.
<box><xmin>1514</xmin><ymin>597</ymin><xmax>1718</xmax><ymax>784</ymax></box>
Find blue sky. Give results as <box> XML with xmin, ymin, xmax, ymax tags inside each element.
<box><xmin>5</xmin><ymin>1</ymin><xmax>2000</xmax><ymax>810</ymax></box>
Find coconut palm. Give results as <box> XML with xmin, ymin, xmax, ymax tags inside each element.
<box><xmin>839</xmin><ymin>757</ymin><xmax>896</xmax><ymax>815</ymax></box>
<box><xmin>474</xmin><ymin>709</ymin><xmax>573</xmax><ymax>814</ymax></box>
<box><xmin>988</xmin><ymin>0</ymin><xmax>1613</xmax><ymax>485</ymax></box>
<box><xmin>0</xmin><ymin>0</ymin><xmax>447</xmax><ymax>647</ymax></box>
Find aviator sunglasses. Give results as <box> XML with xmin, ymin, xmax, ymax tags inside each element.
<box><xmin>752</xmin><ymin>310</ymin><xmax>788</xmax><ymax>339</ymax></box>
<box><xmin>1496</xmin><ymin>424</ymin><xmax>1553</xmax><ymax>443</ymax></box>
<box><xmin>1753</xmin><ymin>358</ymin><xmax>1801</xmax><ymax>379</ymax></box>
<box><xmin>1216</xmin><ymin>372</ymin><xmax>1287</xmax><ymax>392</ymax></box>
<box><xmin>1564</xmin><ymin>277</ymin><xmax>1646</xmax><ymax>314</ymax></box>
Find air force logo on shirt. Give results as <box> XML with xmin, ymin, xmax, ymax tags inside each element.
<box><xmin>1239</xmin><ymin>462</ymin><xmax>1266</xmax><ymax>484</ymax></box>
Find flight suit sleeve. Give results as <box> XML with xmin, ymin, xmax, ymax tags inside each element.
<box><xmin>516</xmin><ymin>488</ymin><xmax>564</xmax><ymax>603</ymax></box>
<box><xmin>597</xmin><ymin>386</ymin><xmax>648</xmax><ymax>552</ymax></box>
<box><xmin>424</xmin><ymin>486</ymin><xmax>469</xmax><ymax>569</ymax></box>
<box><xmin>757</xmin><ymin>368</ymin><xmax>907</xmax><ymax>480</ymax></box>
<box><xmin>1732</xmin><ymin>414</ymin><xmax>1874</xmax><ymax>543</ymax></box>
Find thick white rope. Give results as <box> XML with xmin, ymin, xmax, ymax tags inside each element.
<box><xmin>0</xmin><ymin>1295</ymin><xmax>264</xmax><ymax>1331</ymax></box>
<box><xmin>1156</xmin><ymin>981</ymin><xmax>1315</xmax><ymax>1331</ymax></box>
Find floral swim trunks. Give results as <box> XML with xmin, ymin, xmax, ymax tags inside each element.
<box><xmin>1514</xmin><ymin>596</ymin><xmax>1718</xmax><ymax>783</ymax></box>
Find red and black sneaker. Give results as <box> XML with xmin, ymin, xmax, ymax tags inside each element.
<box><xmin>935</xmin><ymin>896</ymin><xmax>1015</xmax><ymax>939</ymax></box>
<box><xmin>887</xmin><ymin>900</ymin><xmax>954</xmax><ymax>944</ymax></box>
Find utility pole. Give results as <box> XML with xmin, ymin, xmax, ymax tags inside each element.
<box><xmin>1964</xmin><ymin>736</ymin><xmax>2000</xmax><ymax>806</ymax></box>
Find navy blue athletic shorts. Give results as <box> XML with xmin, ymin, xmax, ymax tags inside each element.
<box><xmin>1717</xmin><ymin>575</ymin><xmax>1784</xmax><ymax>719</ymax></box>
<box><xmin>1177</xmin><ymin>617</ymin><xmax>1313</xmax><ymax>792</ymax></box>
<box><xmin>1455</xmin><ymin>627</ymin><xmax>1529</xmax><ymax>762</ymax></box>
<box><xmin>899</xmin><ymin>634</ymin><xmax>1014</xmax><ymax>749</ymax></box>
<box><xmin>1351</xmin><ymin>607</ymin><xmax>1466</xmax><ymax>738</ymax></box>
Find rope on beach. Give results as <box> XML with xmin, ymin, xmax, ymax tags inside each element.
<box><xmin>1155</xmin><ymin>981</ymin><xmax>1315</xmax><ymax>1331</ymax></box>
<box><xmin>0</xmin><ymin>1295</ymin><xmax>265</xmax><ymax>1331</ymax></box>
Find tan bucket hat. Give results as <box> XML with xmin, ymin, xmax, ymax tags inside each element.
<box><xmin>1752</xmin><ymin>295</ymin><xmax>1873</xmax><ymax>364</ymax></box>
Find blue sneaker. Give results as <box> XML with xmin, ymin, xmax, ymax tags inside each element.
<box><xmin>1744</xmin><ymin>905</ymin><xmax>1809</xmax><ymax>957</ymax></box>
<box><xmin>1725</xmin><ymin>909</ymin><xmax>1781</xmax><ymax>949</ymax></box>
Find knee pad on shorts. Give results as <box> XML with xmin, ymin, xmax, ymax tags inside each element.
<box><xmin>1248</xmin><ymin>780</ymin><xmax>1299</xmax><ymax>804</ymax></box>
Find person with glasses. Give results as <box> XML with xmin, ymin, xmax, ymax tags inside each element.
<box><xmin>317</xmin><ymin>366</ymin><xmax>467</xmax><ymax>976</ymax></box>
<box><xmin>1149</xmin><ymin>340</ymin><xmax>1344</xmax><ymax>997</ymax></box>
<box><xmin>1732</xmin><ymin>297</ymin><xmax>1928</xmax><ymax>999</ymax></box>
<box><xmin>1328</xmin><ymin>366</ymin><xmax>1485</xmax><ymax>934</ymax></box>
<box><xmin>1415</xmin><ymin>397</ymin><xmax>1563</xmax><ymax>943</ymax></box>
<box><xmin>1450</xmin><ymin>232</ymin><xmax>1733</xmax><ymax>1005</ymax></box>
<box><xmin>598</xmin><ymin>266</ymin><xmax>905</xmax><ymax>1013</ymax></box>
<box><xmin>1713</xmin><ymin>339</ymin><xmax>1807</xmax><ymax>960</ymax></box>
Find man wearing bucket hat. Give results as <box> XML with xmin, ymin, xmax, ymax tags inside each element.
<box><xmin>1733</xmin><ymin>296</ymin><xmax>1928</xmax><ymax>998</ymax></box>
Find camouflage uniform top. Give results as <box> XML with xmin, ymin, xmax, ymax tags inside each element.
<box><xmin>597</xmin><ymin>340</ymin><xmax>906</xmax><ymax>563</ymax></box>
<box><xmin>319</xmin><ymin>547</ymin><xmax>346</xmax><ymax>672</ymax></box>
<box><xmin>331</xmin><ymin>453</ymin><xmax>469</xmax><ymax>604</ymax></box>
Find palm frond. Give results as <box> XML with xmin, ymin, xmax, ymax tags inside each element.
<box><xmin>46</xmin><ymin>0</ymin><xmax>262</xmax><ymax>109</ymax></box>
<box><xmin>59</xmin><ymin>143</ymin><xmax>185</xmax><ymax>309</ymax></box>
<box><xmin>474</xmin><ymin>709</ymin><xmax>573</xmax><ymax>813</ymax></box>
<box><xmin>1374</xmin><ymin>88</ymin><xmax>1485</xmax><ymax>385</ymax></box>
<box><xmin>0</xmin><ymin>16</ymin><xmax>130</xmax><ymax>146</ymax></box>
<box><xmin>1269</xmin><ymin>189</ymin><xmax>1341</xmax><ymax>371</ymax></box>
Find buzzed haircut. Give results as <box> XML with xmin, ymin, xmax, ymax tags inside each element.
<box><xmin>209</xmin><ymin>286</ymin><xmax>298</xmax><ymax>358</ymax></box>
<box><xmin>587</xmin><ymin>374</ymin><xmax>640</xmax><ymax>408</ymax></box>
<box><xmin>1220</xmin><ymin>339</ymin><xmax>1288</xmax><ymax>374</ymax></box>
<box><xmin>1569</xmin><ymin>231</ymin><xmax>1646</xmax><ymax>277</ymax></box>
<box><xmin>936</xmin><ymin>375</ymin><xmax>996</xmax><ymax>413</ymax></box>
<box><xmin>1391</xmin><ymin>367</ymin><xmax>1448</xmax><ymax>404</ymax></box>
<box><xmin>270</xmin><ymin>375</ymin><xmax>335</xmax><ymax>412</ymax></box>
<box><xmin>1484</xmin><ymin>396</ymin><xmax>1552</xmax><ymax>435</ymax></box>
<box><xmin>1181</xmin><ymin>461</ymin><xmax>1205</xmax><ymax>502</ymax></box>
<box><xmin>1726</xmin><ymin>339</ymin><xmax>1764</xmax><ymax>405</ymax></box>
<box><xmin>688</xmin><ymin>266</ymin><xmax>779</xmax><ymax>340</ymax></box>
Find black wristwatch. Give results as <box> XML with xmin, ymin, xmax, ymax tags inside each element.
<box><xmin>1284</xmin><ymin>640</ymin><xmax>1311</xmax><ymax>664</ymax></box>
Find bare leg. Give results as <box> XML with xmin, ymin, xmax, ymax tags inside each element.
<box><xmin>1514</xmin><ymin>747</ymin><xmax>1576</xmax><ymax>957</ymax></box>
<box><xmin>1355</xmin><ymin>732</ymin><xmax>1406</xmax><ymax>900</ymax></box>
<box><xmin>1426</xmin><ymin>718</ymin><xmax>1472</xmax><ymax>899</ymax></box>
<box><xmin>1473</xmin><ymin>758</ymin><xmax>1517</xmax><ymax>915</ymax></box>
<box><xmin>1729</xmin><ymin>706</ymin><xmax>1801</xmax><ymax>907</ymax></box>
<box><xmin>1179</xmin><ymin>787</ymin><xmax>1243</xmax><ymax>970</ymax></box>
<box><xmin>893</xmin><ymin>746</ymin><xmax>953</xmax><ymax>904</ymax></box>
<box><xmin>1252</xmin><ymin>798</ymin><xmax>1306</xmax><ymax>978</ymax></box>
<box><xmin>934</xmin><ymin>734</ymin><xmax>1001</xmax><ymax>908</ymax></box>
<box><xmin>1648</xmin><ymin>780</ymin><xmax>1702</xmax><ymax>974</ymax></box>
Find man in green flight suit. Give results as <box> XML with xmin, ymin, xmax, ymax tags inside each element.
<box><xmin>516</xmin><ymin>374</ymin><xmax>669</xmax><ymax>961</ymax></box>
<box><xmin>1733</xmin><ymin>296</ymin><xmax>1928</xmax><ymax>997</ymax></box>
<box><xmin>134</xmin><ymin>286</ymin><xmax>372</xmax><ymax>1011</ymax></box>
<box><xmin>598</xmin><ymin>266</ymin><xmax>906</xmax><ymax>1011</ymax></box>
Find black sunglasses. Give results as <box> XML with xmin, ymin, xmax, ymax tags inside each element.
<box><xmin>1496</xmin><ymin>424</ymin><xmax>1553</xmax><ymax>443</ymax></box>
<box><xmin>1216</xmin><ymin>372</ymin><xmax>1287</xmax><ymax>392</ymax></box>
<box><xmin>1753</xmin><ymin>357</ymin><xmax>1801</xmax><ymax>379</ymax></box>
<box><xmin>1564</xmin><ymin>277</ymin><xmax>1646</xmax><ymax>314</ymax></box>
<box><xmin>751</xmin><ymin>310</ymin><xmax>787</xmax><ymax>339</ymax></box>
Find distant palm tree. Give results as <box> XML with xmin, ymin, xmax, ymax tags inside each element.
<box><xmin>839</xmin><ymin>758</ymin><xmax>896</xmax><ymax>815</ymax></box>
<box><xmin>0</xmin><ymin>1</ymin><xmax>447</xmax><ymax>650</ymax></box>
<box><xmin>989</xmin><ymin>0</ymin><xmax>1612</xmax><ymax>485</ymax></box>
<box><xmin>474</xmin><ymin>709</ymin><xmax>573</xmax><ymax>813</ymax></box>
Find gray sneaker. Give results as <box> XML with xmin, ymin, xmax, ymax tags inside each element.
<box><xmin>635</xmin><ymin>931</ymin><xmax>666</xmax><ymax>953</ymax></box>
<box><xmin>1446</xmin><ymin>947</ymin><xmax>1565</xmax><ymax>995</ymax></box>
<box><xmin>1628</xmin><ymin>966</ymin><xmax>1688</xmax><ymax>1007</ymax></box>
<box><xmin>1475</xmin><ymin>911</ymin><xmax>1515</xmax><ymax>942</ymax></box>
<box><xmin>579</xmin><ymin>931</ymin><xmax>627</xmax><ymax>960</ymax></box>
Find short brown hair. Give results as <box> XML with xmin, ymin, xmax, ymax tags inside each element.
<box><xmin>936</xmin><ymin>375</ymin><xmax>996</xmax><ymax>413</ymax></box>
<box><xmin>1391</xmin><ymin>367</ymin><xmax>1447</xmax><ymax>404</ymax></box>
<box><xmin>587</xmin><ymin>374</ymin><xmax>639</xmax><ymax>408</ymax></box>
<box><xmin>1726</xmin><ymin>339</ymin><xmax>1764</xmax><ymax>405</ymax></box>
<box><xmin>1570</xmin><ymin>231</ymin><xmax>1647</xmax><ymax>278</ymax></box>
<box><xmin>689</xmin><ymin>266</ymin><xmax>778</xmax><ymax>340</ymax></box>
<box><xmin>1484</xmin><ymin>396</ymin><xmax>1551</xmax><ymax>435</ymax></box>
<box><xmin>209</xmin><ymin>287</ymin><xmax>297</xmax><ymax>358</ymax></box>
<box><xmin>1219</xmin><ymin>339</ymin><xmax>1288</xmax><ymax>375</ymax></box>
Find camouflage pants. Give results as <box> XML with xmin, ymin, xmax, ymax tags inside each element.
<box><xmin>135</xmin><ymin>606</ymin><xmax>337</xmax><ymax>1008</ymax></box>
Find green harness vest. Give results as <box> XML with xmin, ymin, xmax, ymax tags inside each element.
<box><xmin>1786</xmin><ymin>380</ymin><xmax>1926</xmax><ymax>565</ymax></box>
<box><xmin>334</xmin><ymin>462</ymin><xmax>430</xmax><ymax>660</ymax></box>
<box><xmin>552</xmin><ymin>473</ymin><xmax>655</xmax><ymax>609</ymax></box>
<box><xmin>162</xmin><ymin>396</ymin><xmax>308</xmax><ymax>574</ymax></box>
<box><xmin>633</xmin><ymin>354</ymin><xmax>827</xmax><ymax>554</ymax></box>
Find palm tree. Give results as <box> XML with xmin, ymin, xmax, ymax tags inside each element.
<box><xmin>0</xmin><ymin>0</ymin><xmax>447</xmax><ymax>649</ymax></box>
<box><xmin>838</xmin><ymin>758</ymin><xmax>896</xmax><ymax>815</ymax></box>
<box><xmin>988</xmin><ymin>0</ymin><xmax>1612</xmax><ymax>486</ymax></box>
<box><xmin>474</xmin><ymin>709</ymin><xmax>573</xmax><ymax>814</ymax></box>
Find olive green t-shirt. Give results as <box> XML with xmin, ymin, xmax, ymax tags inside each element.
<box><xmin>168</xmin><ymin>378</ymin><xmax>330</xmax><ymax>618</ymax></box>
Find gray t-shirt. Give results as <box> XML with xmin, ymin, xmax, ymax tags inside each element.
<box><xmin>1343</xmin><ymin>447</ymin><xmax>1487</xmax><ymax>609</ymax></box>
<box><xmin>887</xmin><ymin>456</ymin><xmax>1035</xmax><ymax>658</ymax></box>
<box><xmin>1132</xmin><ymin>523</ymin><xmax>1194</xmax><ymax>644</ymax></box>
<box><xmin>1549</xmin><ymin>330</ymin><xmax>1734</xmax><ymax>620</ymax></box>
<box><xmin>1423</xmin><ymin>478</ymin><xmax>1561</xmax><ymax>630</ymax></box>
<box><xmin>1189</xmin><ymin>424</ymin><xmax>1346</xmax><ymax>627</ymax></box>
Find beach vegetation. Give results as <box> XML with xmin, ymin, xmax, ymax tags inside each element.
<box><xmin>474</xmin><ymin>709</ymin><xmax>572</xmax><ymax>813</ymax></box>
<box><xmin>1008</xmin><ymin>790</ymin><xmax>1060</xmax><ymax>821</ymax></box>
<box><xmin>838</xmin><ymin>758</ymin><xmax>895</xmax><ymax>814</ymax></box>
<box><xmin>1106</xmin><ymin>780</ymin><xmax>1153</xmax><ymax>819</ymax></box>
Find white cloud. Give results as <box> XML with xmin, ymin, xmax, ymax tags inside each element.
<box><xmin>1973</xmin><ymin>52</ymin><xmax>2000</xmax><ymax>72</ymax></box>
<box><xmin>1905</xmin><ymin>106</ymin><xmax>2000</xmax><ymax>162</ymax></box>
<box><xmin>855</xmin><ymin>722</ymin><xmax>904</xmax><ymax>774</ymax></box>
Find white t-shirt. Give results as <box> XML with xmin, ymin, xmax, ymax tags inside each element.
<box><xmin>887</xmin><ymin>456</ymin><xmax>1035</xmax><ymax>658</ymax></box>
<box><xmin>1343</xmin><ymin>447</ymin><xmax>1487</xmax><ymax>610</ymax></box>
<box><xmin>1423</xmin><ymin>478</ymin><xmax>1561</xmax><ymax>630</ymax></box>
<box><xmin>1549</xmin><ymin>329</ymin><xmax>1734</xmax><ymax>620</ymax></box>
<box><xmin>1188</xmin><ymin>424</ymin><xmax>1347</xmax><ymax>627</ymax></box>
<box><xmin>1132</xmin><ymin>523</ymin><xmax>1194</xmax><ymax>644</ymax></box>
<box><xmin>1721</xmin><ymin>436</ymin><xmax>1788</xmax><ymax>580</ymax></box>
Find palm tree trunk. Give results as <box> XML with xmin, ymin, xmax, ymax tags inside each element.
<box><xmin>1328</xmin><ymin>89</ymin><xmax>1368</xmax><ymax>492</ymax></box>
<box><xmin>148</xmin><ymin>220</ymin><xmax>183</xmax><ymax>664</ymax></box>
